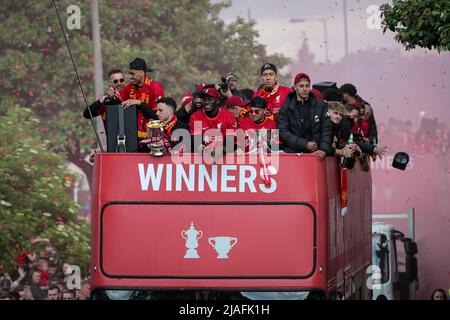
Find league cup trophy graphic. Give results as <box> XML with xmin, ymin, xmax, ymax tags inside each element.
<box><xmin>208</xmin><ymin>236</ymin><xmax>238</xmax><ymax>259</ymax></box>
<box><xmin>181</xmin><ymin>222</ymin><xmax>203</xmax><ymax>259</ymax></box>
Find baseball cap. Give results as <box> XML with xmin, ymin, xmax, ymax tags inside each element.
<box><xmin>226</xmin><ymin>96</ymin><xmax>246</xmax><ymax>108</ymax></box>
<box><xmin>260</xmin><ymin>63</ymin><xmax>277</xmax><ymax>75</ymax></box>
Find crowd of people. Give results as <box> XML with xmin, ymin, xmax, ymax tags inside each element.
<box><xmin>376</xmin><ymin>117</ymin><xmax>450</xmax><ymax>156</ymax></box>
<box><xmin>83</xmin><ymin>57</ymin><xmax>389</xmax><ymax>164</ymax></box>
<box><xmin>0</xmin><ymin>238</ymin><xmax>90</xmax><ymax>300</ymax></box>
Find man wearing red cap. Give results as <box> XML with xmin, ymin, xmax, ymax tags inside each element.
<box><xmin>189</xmin><ymin>87</ymin><xmax>237</xmax><ymax>152</ymax></box>
<box><xmin>226</xmin><ymin>95</ymin><xmax>249</xmax><ymax>120</ymax></box>
<box><xmin>253</xmin><ymin>63</ymin><xmax>293</xmax><ymax>119</ymax></box>
<box><xmin>119</xmin><ymin>57</ymin><xmax>165</xmax><ymax>139</ymax></box>
<box><xmin>277</xmin><ymin>72</ymin><xmax>332</xmax><ymax>159</ymax></box>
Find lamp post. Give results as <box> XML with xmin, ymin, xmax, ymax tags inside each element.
<box><xmin>91</xmin><ymin>0</ymin><xmax>104</xmax><ymax>98</ymax></box>
<box><xmin>343</xmin><ymin>0</ymin><xmax>349</xmax><ymax>56</ymax></box>
<box><xmin>290</xmin><ymin>17</ymin><xmax>330</xmax><ymax>63</ymax></box>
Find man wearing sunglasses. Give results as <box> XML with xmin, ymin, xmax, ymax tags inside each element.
<box><xmin>237</xmin><ymin>96</ymin><xmax>277</xmax><ymax>153</ymax></box>
<box><xmin>277</xmin><ymin>72</ymin><xmax>333</xmax><ymax>160</ymax></box>
<box><xmin>83</xmin><ymin>69</ymin><xmax>125</xmax><ymax>120</ymax></box>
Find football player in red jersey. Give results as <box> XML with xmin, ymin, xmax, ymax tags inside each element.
<box><xmin>237</xmin><ymin>96</ymin><xmax>278</xmax><ymax>154</ymax></box>
<box><xmin>253</xmin><ymin>63</ymin><xmax>292</xmax><ymax>119</ymax></box>
<box><xmin>225</xmin><ymin>95</ymin><xmax>249</xmax><ymax>121</ymax></box>
<box><xmin>189</xmin><ymin>87</ymin><xmax>237</xmax><ymax>153</ymax></box>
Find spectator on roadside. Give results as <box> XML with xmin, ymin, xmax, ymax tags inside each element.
<box><xmin>47</xmin><ymin>261</ymin><xmax>61</xmax><ymax>284</ymax></box>
<box><xmin>62</xmin><ymin>262</ymin><xmax>71</xmax><ymax>284</ymax></box>
<box><xmin>62</xmin><ymin>289</ymin><xmax>77</xmax><ymax>300</ymax></box>
<box><xmin>22</xmin><ymin>285</ymin><xmax>34</xmax><ymax>300</ymax></box>
<box><xmin>10</xmin><ymin>266</ymin><xmax>26</xmax><ymax>290</ymax></box>
<box><xmin>78</xmin><ymin>280</ymin><xmax>91</xmax><ymax>300</ymax></box>
<box><xmin>38</xmin><ymin>258</ymin><xmax>49</xmax><ymax>289</ymax></box>
<box><xmin>47</xmin><ymin>285</ymin><xmax>61</xmax><ymax>300</ymax></box>
<box><xmin>1</xmin><ymin>290</ymin><xmax>19</xmax><ymax>300</ymax></box>
<box><xmin>0</xmin><ymin>274</ymin><xmax>12</xmax><ymax>298</ymax></box>
<box><xmin>30</xmin><ymin>268</ymin><xmax>46</xmax><ymax>300</ymax></box>
<box><xmin>431</xmin><ymin>288</ymin><xmax>447</xmax><ymax>300</ymax></box>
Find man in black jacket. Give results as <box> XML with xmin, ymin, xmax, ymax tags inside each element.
<box><xmin>277</xmin><ymin>72</ymin><xmax>333</xmax><ymax>159</ymax></box>
<box><xmin>83</xmin><ymin>69</ymin><xmax>125</xmax><ymax>119</ymax></box>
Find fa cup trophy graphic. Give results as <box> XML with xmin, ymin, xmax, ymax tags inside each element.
<box><xmin>181</xmin><ymin>222</ymin><xmax>203</xmax><ymax>259</ymax></box>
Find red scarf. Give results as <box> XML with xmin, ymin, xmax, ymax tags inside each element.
<box><xmin>129</xmin><ymin>77</ymin><xmax>152</xmax><ymax>103</ymax></box>
<box><xmin>263</xmin><ymin>83</ymin><xmax>280</xmax><ymax>99</ymax></box>
<box><xmin>129</xmin><ymin>77</ymin><xmax>153</xmax><ymax>136</ymax></box>
<box><xmin>239</xmin><ymin>106</ymin><xmax>250</xmax><ymax>118</ymax></box>
<box><xmin>163</xmin><ymin>115</ymin><xmax>178</xmax><ymax>138</ymax></box>
<box><xmin>159</xmin><ymin>115</ymin><xmax>179</xmax><ymax>153</ymax></box>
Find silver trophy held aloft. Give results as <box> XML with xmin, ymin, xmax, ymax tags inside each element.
<box><xmin>146</xmin><ymin>120</ymin><xmax>167</xmax><ymax>157</ymax></box>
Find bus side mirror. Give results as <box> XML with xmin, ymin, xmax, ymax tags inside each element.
<box><xmin>403</xmin><ymin>238</ymin><xmax>418</xmax><ymax>255</ymax></box>
<box><xmin>403</xmin><ymin>238</ymin><xmax>418</xmax><ymax>281</ymax></box>
<box><xmin>405</xmin><ymin>256</ymin><xmax>418</xmax><ymax>281</ymax></box>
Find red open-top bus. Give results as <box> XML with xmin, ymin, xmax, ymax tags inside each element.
<box><xmin>90</xmin><ymin>153</ymin><xmax>371</xmax><ymax>300</ymax></box>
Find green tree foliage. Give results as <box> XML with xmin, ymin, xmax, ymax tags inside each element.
<box><xmin>381</xmin><ymin>0</ymin><xmax>450</xmax><ymax>52</ymax></box>
<box><xmin>0</xmin><ymin>106</ymin><xmax>90</xmax><ymax>274</ymax></box>
<box><xmin>0</xmin><ymin>0</ymin><xmax>290</xmax><ymax>183</ymax></box>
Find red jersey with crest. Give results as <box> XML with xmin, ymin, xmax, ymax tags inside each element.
<box><xmin>238</xmin><ymin>117</ymin><xmax>277</xmax><ymax>131</ymax></box>
<box><xmin>237</xmin><ymin>117</ymin><xmax>278</xmax><ymax>153</ymax></box>
<box><xmin>118</xmin><ymin>77</ymin><xmax>164</xmax><ymax>137</ymax></box>
<box><xmin>189</xmin><ymin>108</ymin><xmax>237</xmax><ymax>145</ymax></box>
<box><xmin>253</xmin><ymin>84</ymin><xmax>293</xmax><ymax>118</ymax></box>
